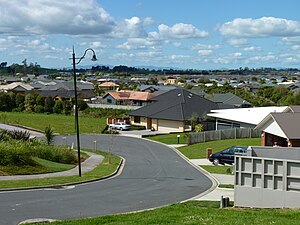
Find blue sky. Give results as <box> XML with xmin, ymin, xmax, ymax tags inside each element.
<box><xmin>1</xmin><ymin>0</ymin><xmax>300</xmax><ymax>70</ymax></box>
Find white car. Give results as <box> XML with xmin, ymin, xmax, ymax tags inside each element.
<box><xmin>109</xmin><ymin>122</ymin><xmax>131</xmax><ymax>131</ymax></box>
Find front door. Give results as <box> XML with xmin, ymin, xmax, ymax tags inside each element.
<box><xmin>147</xmin><ymin>118</ymin><xmax>152</xmax><ymax>129</ymax></box>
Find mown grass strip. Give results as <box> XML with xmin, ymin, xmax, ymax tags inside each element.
<box><xmin>0</xmin><ymin>150</ymin><xmax>121</xmax><ymax>190</ymax></box>
<box><xmin>0</xmin><ymin>112</ymin><xmax>107</xmax><ymax>134</ymax></box>
<box><xmin>32</xmin><ymin>201</ymin><xmax>300</xmax><ymax>225</ymax></box>
<box><xmin>219</xmin><ymin>184</ymin><xmax>234</xmax><ymax>189</ymax></box>
<box><xmin>200</xmin><ymin>165</ymin><xmax>234</xmax><ymax>175</ymax></box>
<box><xmin>146</xmin><ymin>133</ymin><xmax>188</xmax><ymax>144</ymax></box>
<box><xmin>178</xmin><ymin>138</ymin><xmax>261</xmax><ymax>159</ymax></box>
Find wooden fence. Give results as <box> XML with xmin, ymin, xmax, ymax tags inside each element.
<box><xmin>188</xmin><ymin>128</ymin><xmax>260</xmax><ymax>144</ymax></box>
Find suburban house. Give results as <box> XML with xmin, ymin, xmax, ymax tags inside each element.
<box><xmin>128</xmin><ymin>88</ymin><xmax>219</xmax><ymax>133</ymax></box>
<box><xmin>207</xmin><ymin>92</ymin><xmax>252</xmax><ymax>108</ymax></box>
<box><xmin>34</xmin><ymin>81</ymin><xmax>95</xmax><ymax>100</ymax></box>
<box><xmin>98</xmin><ymin>81</ymin><xmax>120</xmax><ymax>91</ymax></box>
<box><xmin>0</xmin><ymin>82</ymin><xmax>34</xmax><ymax>94</ymax></box>
<box><xmin>102</xmin><ymin>90</ymin><xmax>155</xmax><ymax>106</ymax></box>
<box><xmin>255</xmin><ymin>108</ymin><xmax>300</xmax><ymax>147</ymax></box>
<box><xmin>138</xmin><ymin>85</ymin><xmax>177</xmax><ymax>97</ymax></box>
<box><xmin>207</xmin><ymin>106</ymin><xmax>288</xmax><ymax>130</ymax></box>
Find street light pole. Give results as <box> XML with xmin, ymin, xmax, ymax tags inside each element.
<box><xmin>71</xmin><ymin>46</ymin><xmax>97</xmax><ymax>177</ymax></box>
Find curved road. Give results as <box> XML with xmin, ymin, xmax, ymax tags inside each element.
<box><xmin>0</xmin><ymin>134</ymin><xmax>212</xmax><ymax>225</ymax></box>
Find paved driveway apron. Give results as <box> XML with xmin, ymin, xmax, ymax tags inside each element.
<box><xmin>0</xmin><ymin>134</ymin><xmax>212</xmax><ymax>225</ymax></box>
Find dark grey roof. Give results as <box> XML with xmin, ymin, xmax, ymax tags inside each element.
<box><xmin>208</xmin><ymin>92</ymin><xmax>251</xmax><ymax>107</ymax></box>
<box><xmin>128</xmin><ymin>88</ymin><xmax>219</xmax><ymax>121</ymax></box>
<box><xmin>271</xmin><ymin>112</ymin><xmax>300</xmax><ymax>139</ymax></box>
<box><xmin>289</xmin><ymin>105</ymin><xmax>300</xmax><ymax>113</ymax></box>
<box><xmin>138</xmin><ymin>85</ymin><xmax>177</xmax><ymax>92</ymax></box>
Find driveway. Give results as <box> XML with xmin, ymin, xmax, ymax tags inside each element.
<box><xmin>0</xmin><ymin>134</ymin><xmax>212</xmax><ymax>225</ymax></box>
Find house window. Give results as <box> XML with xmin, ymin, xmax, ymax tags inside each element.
<box><xmin>134</xmin><ymin>116</ymin><xmax>141</xmax><ymax>123</ymax></box>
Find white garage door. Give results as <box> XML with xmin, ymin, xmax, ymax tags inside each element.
<box><xmin>158</xmin><ymin>119</ymin><xmax>181</xmax><ymax>133</ymax></box>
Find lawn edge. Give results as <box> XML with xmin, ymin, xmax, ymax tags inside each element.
<box><xmin>0</xmin><ymin>156</ymin><xmax>125</xmax><ymax>192</ymax></box>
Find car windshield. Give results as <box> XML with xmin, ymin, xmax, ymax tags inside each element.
<box><xmin>222</xmin><ymin>148</ymin><xmax>234</xmax><ymax>154</ymax></box>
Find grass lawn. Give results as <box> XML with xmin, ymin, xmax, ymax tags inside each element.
<box><xmin>0</xmin><ymin>112</ymin><xmax>107</xmax><ymax>134</ymax></box>
<box><xmin>178</xmin><ymin>138</ymin><xmax>261</xmax><ymax>159</ymax></box>
<box><xmin>0</xmin><ymin>150</ymin><xmax>121</xmax><ymax>189</ymax></box>
<box><xmin>0</xmin><ymin>158</ymin><xmax>75</xmax><ymax>175</ymax></box>
<box><xmin>33</xmin><ymin>201</ymin><xmax>300</xmax><ymax>225</ymax></box>
<box><xmin>219</xmin><ymin>184</ymin><xmax>234</xmax><ymax>189</ymax></box>
<box><xmin>200</xmin><ymin>165</ymin><xmax>234</xmax><ymax>175</ymax></box>
<box><xmin>146</xmin><ymin>133</ymin><xmax>188</xmax><ymax>144</ymax></box>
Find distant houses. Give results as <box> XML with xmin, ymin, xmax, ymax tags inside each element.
<box><xmin>102</xmin><ymin>90</ymin><xmax>155</xmax><ymax>106</ymax></box>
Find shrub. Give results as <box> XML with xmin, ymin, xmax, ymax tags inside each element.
<box><xmin>44</xmin><ymin>125</ymin><xmax>54</xmax><ymax>145</ymax></box>
<box><xmin>9</xmin><ymin>130</ymin><xmax>31</xmax><ymax>141</ymax></box>
<box><xmin>0</xmin><ymin>141</ymin><xmax>35</xmax><ymax>166</ymax></box>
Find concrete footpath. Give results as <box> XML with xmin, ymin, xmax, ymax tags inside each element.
<box><xmin>190</xmin><ymin>158</ymin><xmax>235</xmax><ymax>201</ymax></box>
<box><xmin>0</xmin><ymin>151</ymin><xmax>103</xmax><ymax>181</ymax></box>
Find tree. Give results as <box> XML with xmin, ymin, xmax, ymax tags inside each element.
<box><xmin>24</xmin><ymin>93</ymin><xmax>36</xmax><ymax>112</ymax></box>
<box><xmin>190</xmin><ymin>112</ymin><xmax>199</xmax><ymax>131</ymax></box>
<box><xmin>53</xmin><ymin>100</ymin><xmax>63</xmax><ymax>114</ymax></box>
<box><xmin>36</xmin><ymin>95</ymin><xmax>45</xmax><ymax>106</ymax></box>
<box><xmin>63</xmin><ymin>100</ymin><xmax>73</xmax><ymax>115</ymax></box>
<box><xmin>0</xmin><ymin>92</ymin><xmax>12</xmax><ymax>111</ymax></box>
<box><xmin>44</xmin><ymin>96</ymin><xmax>55</xmax><ymax>113</ymax></box>
<box><xmin>15</xmin><ymin>94</ymin><xmax>25</xmax><ymax>111</ymax></box>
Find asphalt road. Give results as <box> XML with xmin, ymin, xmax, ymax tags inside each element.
<box><xmin>0</xmin><ymin>134</ymin><xmax>212</xmax><ymax>225</ymax></box>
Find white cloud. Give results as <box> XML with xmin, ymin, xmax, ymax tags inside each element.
<box><xmin>281</xmin><ymin>37</ymin><xmax>300</xmax><ymax>45</ymax></box>
<box><xmin>0</xmin><ymin>0</ymin><xmax>115</xmax><ymax>35</ymax></box>
<box><xmin>111</xmin><ymin>17</ymin><xmax>148</xmax><ymax>38</ymax></box>
<box><xmin>227</xmin><ymin>38</ymin><xmax>247</xmax><ymax>47</ymax></box>
<box><xmin>219</xmin><ymin>17</ymin><xmax>300</xmax><ymax>38</ymax></box>
<box><xmin>116</xmin><ymin>38</ymin><xmax>160</xmax><ymax>50</ymax></box>
<box><xmin>192</xmin><ymin>44</ymin><xmax>220</xmax><ymax>50</ymax></box>
<box><xmin>243</xmin><ymin>46</ymin><xmax>261</xmax><ymax>52</ymax></box>
<box><xmin>156</xmin><ymin>23</ymin><xmax>209</xmax><ymax>39</ymax></box>
<box><xmin>198</xmin><ymin>50</ymin><xmax>212</xmax><ymax>56</ymax></box>
<box><xmin>143</xmin><ymin>17</ymin><xmax>154</xmax><ymax>25</ymax></box>
<box><xmin>173</xmin><ymin>42</ymin><xmax>182</xmax><ymax>47</ymax></box>
<box><xmin>246</xmin><ymin>54</ymin><xmax>277</xmax><ymax>63</ymax></box>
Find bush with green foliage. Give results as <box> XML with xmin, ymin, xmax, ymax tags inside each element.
<box><xmin>0</xmin><ymin>139</ymin><xmax>77</xmax><ymax>166</ymax></box>
<box><xmin>0</xmin><ymin>129</ymin><xmax>30</xmax><ymax>141</ymax></box>
<box><xmin>44</xmin><ymin>125</ymin><xmax>54</xmax><ymax>145</ymax></box>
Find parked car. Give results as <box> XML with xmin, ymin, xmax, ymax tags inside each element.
<box><xmin>208</xmin><ymin>146</ymin><xmax>247</xmax><ymax>165</ymax></box>
<box><xmin>109</xmin><ymin>122</ymin><xmax>131</xmax><ymax>131</ymax></box>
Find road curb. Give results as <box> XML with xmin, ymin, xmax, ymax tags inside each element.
<box><xmin>0</xmin><ymin>156</ymin><xmax>125</xmax><ymax>193</ymax></box>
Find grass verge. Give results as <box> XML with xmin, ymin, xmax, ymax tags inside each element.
<box><xmin>0</xmin><ymin>150</ymin><xmax>121</xmax><ymax>190</ymax></box>
<box><xmin>0</xmin><ymin>112</ymin><xmax>107</xmax><ymax>134</ymax></box>
<box><xmin>32</xmin><ymin>201</ymin><xmax>300</xmax><ymax>225</ymax></box>
<box><xmin>178</xmin><ymin>138</ymin><xmax>261</xmax><ymax>159</ymax></box>
<box><xmin>219</xmin><ymin>184</ymin><xmax>234</xmax><ymax>189</ymax></box>
<box><xmin>200</xmin><ymin>165</ymin><xmax>234</xmax><ymax>175</ymax></box>
<box><xmin>0</xmin><ymin>158</ymin><xmax>75</xmax><ymax>175</ymax></box>
<box><xmin>146</xmin><ymin>133</ymin><xmax>188</xmax><ymax>144</ymax></box>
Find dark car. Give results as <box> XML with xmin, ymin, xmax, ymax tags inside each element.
<box><xmin>208</xmin><ymin>146</ymin><xmax>248</xmax><ymax>165</ymax></box>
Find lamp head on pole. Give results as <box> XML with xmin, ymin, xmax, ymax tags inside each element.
<box><xmin>91</xmin><ymin>53</ymin><xmax>97</xmax><ymax>61</ymax></box>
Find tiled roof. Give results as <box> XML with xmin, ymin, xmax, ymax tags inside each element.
<box><xmin>99</xmin><ymin>82</ymin><xmax>119</xmax><ymax>87</ymax></box>
<box><xmin>107</xmin><ymin>90</ymin><xmax>155</xmax><ymax>101</ymax></box>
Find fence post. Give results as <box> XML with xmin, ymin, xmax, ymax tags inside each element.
<box><xmin>204</xmin><ymin>131</ymin><xmax>206</xmax><ymax>142</ymax></box>
<box><xmin>235</xmin><ymin>128</ymin><xmax>237</xmax><ymax>139</ymax></box>
<box><xmin>219</xmin><ymin>130</ymin><xmax>222</xmax><ymax>140</ymax></box>
<box><xmin>249</xmin><ymin>127</ymin><xmax>252</xmax><ymax>138</ymax></box>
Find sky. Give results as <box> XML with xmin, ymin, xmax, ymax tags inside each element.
<box><xmin>1</xmin><ymin>0</ymin><xmax>300</xmax><ymax>70</ymax></box>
